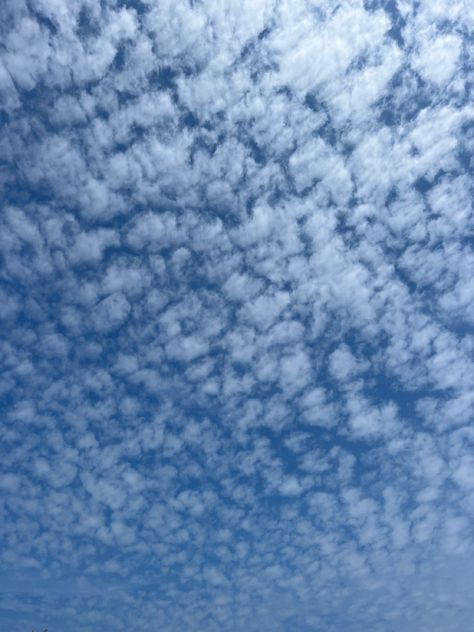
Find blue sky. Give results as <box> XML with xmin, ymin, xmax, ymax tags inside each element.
<box><xmin>0</xmin><ymin>1</ymin><xmax>473</xmax><ymax>630</ymax></box>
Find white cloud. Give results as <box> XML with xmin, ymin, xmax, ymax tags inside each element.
<box><xmin>0</xmin><ymin>0</ymin><xmax>472</xmax><ymax>630</ymax></box>
<box><xmin>91</xmin><ymin>293</ymin><xmax>131</xmax><ymax>332</ymax></box>
<box><xmin>242</xmin><ymin>291</ymin><xmax>290</xmax><ymax>330</ymax></box>
<box><xmin>413</xmin><ymin>33</ymin><xmax>462</xmax><ymax>86</ymax></box>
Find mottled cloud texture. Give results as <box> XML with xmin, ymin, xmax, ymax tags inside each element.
<box><xmin>1</xmin><ymin>1</ymin><xmax>473</xmax><ymax>630</ymax></box>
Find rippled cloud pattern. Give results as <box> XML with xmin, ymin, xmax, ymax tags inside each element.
<box><xmin>1</xmin><ymin>1</ymin><xmax>473</xmax><ymax>630</ymax></box>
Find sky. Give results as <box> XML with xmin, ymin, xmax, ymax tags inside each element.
<box><xmin>0</xmin><ymin>0</ymin><xmax>473</xmax><ymax>630</ymax></box>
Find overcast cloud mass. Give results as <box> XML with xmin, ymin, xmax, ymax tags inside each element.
<box><xmin>0</xmin><ymin>1</ymin><xmax>473</xmax><ymax>630</ymax></box>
